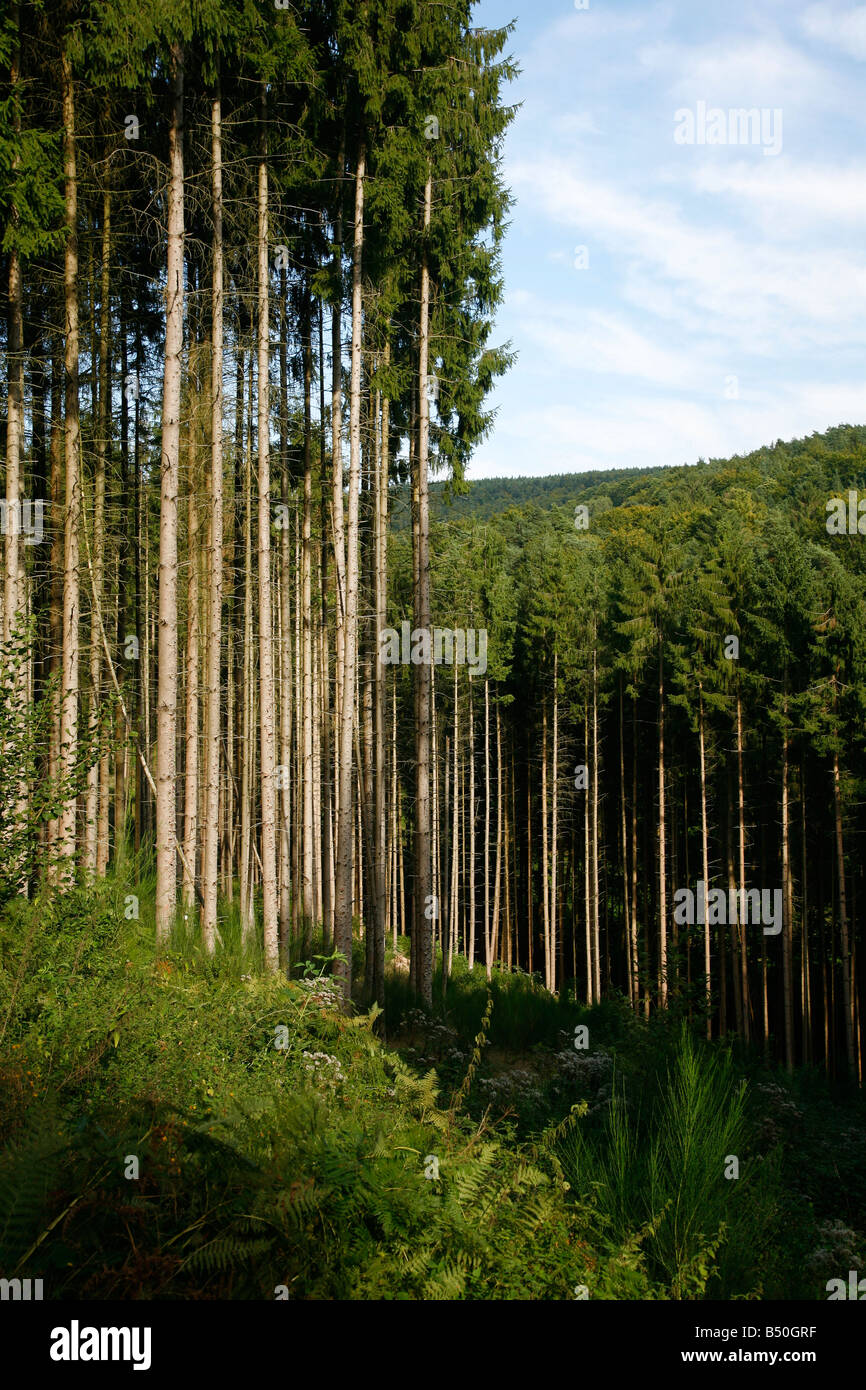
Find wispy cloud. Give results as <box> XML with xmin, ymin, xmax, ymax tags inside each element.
<box><xmin>468</xmin><ymin>0</ymin><xmax>865</xmax><ymax>479</ymax></box>
<box><xmin>801</xmin><ymin>3</ymin><xmax>866</xmax><ymax>61</ymax></box>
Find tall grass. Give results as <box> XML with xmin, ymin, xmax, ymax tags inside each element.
<box><xmin>386</xmin><ymin>957</ymin><xmax>584</xmax><ymax>1049</ymax></box>
<box><xmin>562</xmin><ymin>1027</ymin><xmax>756</xmax><ymax>1296</ymax></box>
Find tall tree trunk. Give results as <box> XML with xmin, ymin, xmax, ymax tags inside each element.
<box><xmin>319</xmin><ymin>298</ymin><xmax>334</xmax><ymax>951</ymax></box>
<box><xmin>541</xmin><ymin>698</ymin><xmax>550</xmax><ymax>990</ymax></box>
<box><xmin>800</xmin><ymin>762</ymin><xmax>812</xmax><ymax>1065</ymax></box>
<box><xmin>301</xmin><ymin>285</ymin><xmax>315</xmax><ymax>933</ymax></box>
<box><xmin>331</xmin><ymin>130</ymin><xmax>346</xmax><ymax>798</ymax></box>
<box><xmin>657</xmin><ymin>639</ymin><xmax>667</xmax><ymax>1006</ymax></box>
<box><xmin>3</xmin><ymin>5</ymin><xmax>28</xmax><ymax>888</ymax></box>
<box><xmin>618</xmin><ymin>678</ymin><xmax>632</xmax><ymax>1006</ymax></box>
<box><xmin>832</xmin><ymin>684</ymin><xmax>856</xmax><ymax>1076</ymax></box>
<box><xmin>257</xmin><ymin>91</ymin><xmax>278</xmax><ymax>971</ymax></box>
<box><xmin>449</xmin><ymin>661</ymin><xmax>459</xmax><ymax>978</ymax></box>
<box><xmin>372</xmin><ymin>360</ymin><xmax>389</xmax><ymax>1005</ymax></box>
<box><xmin>698</xmin><ymin>681</ymin><xmax>711</xmax><ymax>1038</ymax></box>
<box><xmin>726</xmin><ymin>761</ymin><xmax>743</xmax><ymax>1035</ymax></box>
<box><xmin>432</xmin><ymin>667</ymin><xmax>441</xmax><ymax>969</ymax></box>
<box><xmin>583</xmin><ymin>702</ymin><xmax>592</xmax><ymax>1004</ymax></box>
<box><xmin>202</xmin><ymin>89</ymin><xmax>224</xmax><ymax>954</ymax></box>
<box><xmin>3</xmin><ymin>7</ymin><xmax>23</xmax><ymax>648</ymax></box>
<box><xmin>632</xmin><ymin>694</ymin><xmax>644</xmax><ymax>1017</ymax></box>
<box><xmin>95</xmin><ymin>183</ymin><xmax>113</xmax><ymax>879</ymax></box>
<box><xmin>239</xmin><ymin>367</ymin><xmax>254</xmax><ymax>943</ymax></box>
<box><xmin>334</xmin><ymin>142</ymin><xmax>365</xmax><ymax>1004</ymax></box>
<box><xmin>526</xmin><ymin>768</ymin><xmax>532</xmax><ymax>977</ymax></box>
<box><xmin>58</xmin><ymin>47</ymin><xmax>82</xmax><ymax>881</ymax></box>
<box><xmin>155</xmin><ymin>44</ymin><xmax>184</xmax><ymax>943</ymax></box>
<box><xmin>182</xmin><ymin>332</ymin><xmax>200</xmax><ymax>909</ymax></box>
<box><xmin>413</xmin><ymin>163</ymin><xmax>434</xmax><ymax>1005</ymax></box>
<box><xmin>491</xmin><ymin>701</ymin><xmax>504</xmax><ymax>973</ymax></box>
<box><xmin>781</xmin><ymin>686</ymin><xmax>794</xmax><ymax>1071</ymax></box>
<box><xmin>277</xmin><ymin>269</ymin><xmax>291</xmax><ymax>957</ymax></box>
<box><xmin>592</xmin><ymin>640</ymin><xmax>601</xmax><ymax>1003</ymax></box>
<box><xmin>551</xmin><ymin>655</ymin><xmax>559</xmax><ymax>994</ymax></box>
<box><xmin>391</xmin><ymin>677</ymin><xmax>399</xmax><ymax>948</ymax></box>
<box><xmin>736</xmin><ymin>677</ymin><xmax>751</xmax><ymax>1041</ymax></box>
<box><xmin>84</xmin><ymin>186</ymin><xmax>110</xmax><ymax>880</ymax></box>
<box><xmin>468</xmin><ymin>680</ymin><xmax>476</xmax><ymax>967</ymax></box>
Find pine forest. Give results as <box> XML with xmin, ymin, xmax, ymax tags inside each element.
<box><xmin>1</xmin><ymin>0</ymin><xmax>865</xmax><ymax>1328</ymax></box>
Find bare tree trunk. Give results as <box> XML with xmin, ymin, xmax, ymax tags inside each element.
<box><xmin>3</xmin><ymin>8</ymin><xmax>29</xmax><ymax>889</ymax></box>
<box><xmin>301</xmin><ymin>287</ymin><xmax>315</xmax><ymax>933</ymax></box>
<box><xmin>413</xmin><ymin>163</ymin><xmax>434</xmax><ymax>1005</ymax></box>
<box><xmin>526</xmin><ymin>771</ymin><xmax>532</xmax><ymax>977</ymax></box>
<box><xmin>832</xmin><ymin>692</ymin><xmax>856</xmax><ymax>1075</ymax></box>
<box><xmin>506</xmin><ymin>748</ymin><xmax>515</xmax><ymax>972</ymax></box>
<box><xmin>331</xmin><ymin>130</ymin><xmax>346</xmax><ymax>800</ymax></box>
<box><xmin>800</xmin><ymin>763</ymin><xmax>811</xmax><ymax>1064</ymax></box>
<box><xmin>584</xmin><ymin>702</ymin><xmax>592</xmax><ymax>1005</ymax></box>
<box><xmin>631</xmin><ymin>694</ymin><xmax>643</xmax><ymax>1017</ymax></box>
<box><xmin>277</xmin><ymin>272</ymin><xmax>291</xmax><ymax>956</ymax></box>
<box><xmin>83</xmin><ymin>187</ymin><xmax>110</xmax><ymax>878</ymax></box>
<box><xmin>3</xmin><ymin>9</ymin><xmax>23</xmax><ymax>648</ymax></box>
<box><xmin>618</xmin><ymin>678</ymin><xmax>632</xmax><ymax>1006</ymax></box>
<box><xmin>257</xmin><ymin>91</ymin><xmax>278</xmax><ymax>971</ymax></box>
<box><xmin>432</xmin><ymin>666</ymin><xmax>441</xmax><ymax>971</ymax></box>
<box><xmin>781</xmin><ymin>688</ymin><xmax>794</xmax><ymax>1071</ymax></box>
<box><xmin>202</xmin><ymin>89</ymin><xmax>223</xmax><ymax>954</ymax></box>
<box><xmin>551</xmin><ymin>655</ymin><xmax>559</xmax><ymax>994</ymax></box>
<box><xmin>449</xmin><ymin>661</ymin><xmax>459</xmax><ymax>977</ymax></box>
<box><xmin>391</xmin><ymin>677</ymin><xmax>399</xmax><ymax>948</ymax></box>
<box><xmin>94</xmin><ymin>184</ymin><xmax>111</xmax><ymax>879</ymax></box>
<box><xmin>483</xmin><ymin>677</ymin><xmax>493</xmax><ymax>979</ymax></box>
<box><xmin>319</xmin><ymin>298</ymin><xmax>334</xmax><ymax>951</ymax></box>
<box><xmin>182</xmin><ymin>342</ymin><xmax>200</xmax><ymax>909</ymax></box>
<box><xmin>592</xmin><ymin>640</ymin><xmax>600</xmax><ymax>1003</ymax></box>
<box><xmin>372</xmin><ymin>363</ymin><xmax>389</xmax><ymax>1005</ymax></box>
<box><xmin>58</xmin><ymin>47</ymin><xmax>83</xmax><ymax>881</ymax></box>
<box><xmin>490</xmin><ymin>703</ymin><xmax>503</xmax><ymax>969</ymax></box>
<box><xmin>292</xmin><ymin>510</ymin><xmax>301</xmax><ymax>939</ymax></box>
<box><xmin>726</xmin><ymin>762</ymin><xmax>743</xmax><ymax>1035</ymax></box>
<box><xmin>541</xmin><ymin>698</ymin><xmax>550</xmax><ymax>990</ymax></box>
<box><xmin>698</xmin><ymin>681</ymin><xmax>711</xmax><ymax>1038</ymax></box>
<box><xmin>239</xmin><ymin>370</ymin><xmax>254</xmax><ymax>944</ymax></box>
<box><xmin>311</xmin><ymin>585</ymin><xmax>322</xmax><ymax>927</ymax></box>
<box><xmin>657</xmin><ymin>640</ymin><xmax>667</xmax><ymax>1006</ymax></box>
<box><xmin>736</xmin><ymin>678</ymin><xmax>751</xmax><ymax>1040</ymax></box>
<box><xmin>334</xmin><ymin>143</ymin><xmax>365</xmax><ymax>1004</ymax></box>
<box><xmin>468</xmin><ymin>680</ymin><xmax>476</xmax><ymax>967</ymax></box>
<box><xmin>155</xmin><ymin>45</ymin><xmax>184</xmax><ymax>942</ymax></box>
<box><xmin>46</xmin><ymin>344</ymin><xmax>64</xmax><ymax>862</ymax></box>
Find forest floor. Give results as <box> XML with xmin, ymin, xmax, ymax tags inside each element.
<box><xmin>0</xmin><ymin>875</ymin><xmax>864</xmax><ymax>1300</ymax></box>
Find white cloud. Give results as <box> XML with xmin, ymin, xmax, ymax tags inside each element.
<box><xmin>640</xmin><ymin>36</ymin><xmax>834</xmax><ymax>107</ymax></box>
<box><xmin>688</xmin><ymin>160</ymin><xmax>866</xmax><ymax>227</ymax></box>
<box><xmin>516</xmin><ymin>302</ymin><xmax>706</xmax><ymax>388</ymax></box>
<box><xmin>470</xmin><ymin>384</ymin><xmax>866</xmax><ymax>480</ymax></box>
<box><xmin>801</xmin><ymin>3</ymin><xmax>866</xmax><ymax>60</ymax></box>
<box><xmin>549</xmin><ymin>112</ymin><xmax>603</xmax><ymax>139</ymax></box>
<box><xmin>509</xmin><ymin>156</ymin><xmax>866</xmax><ymax>350</ymax></box>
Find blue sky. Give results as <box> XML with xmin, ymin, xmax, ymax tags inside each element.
<box><xmin>466</xmin><ymin>0</ymin><xmax>866</xmax><ymax>478</ymax></box>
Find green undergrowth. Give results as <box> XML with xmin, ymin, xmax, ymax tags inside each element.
<box><xmin>0</xmin><ymin>881</ymin><xmax>862</xmax><ymax>1299</ymax></box>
